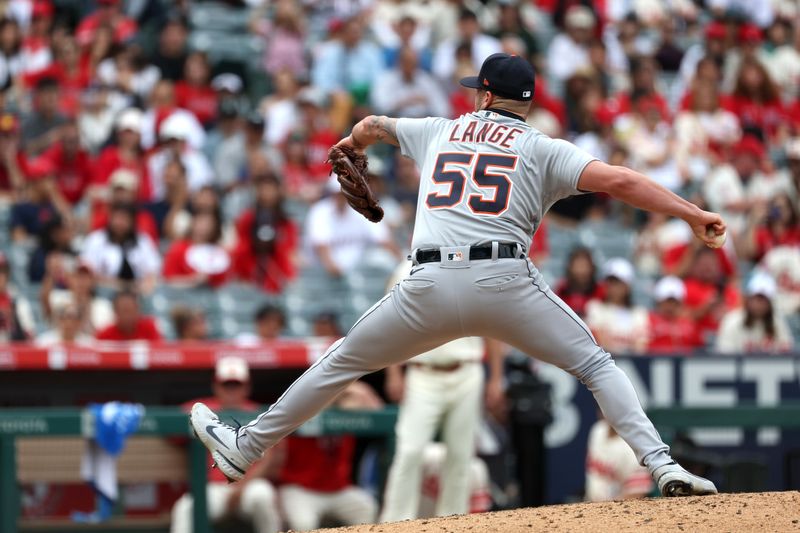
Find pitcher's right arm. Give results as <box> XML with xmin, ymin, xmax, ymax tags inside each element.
<box><xmin>577</xmin><ymin>160</ymin><xmax>725</xmax><ymax>247</ymax></box>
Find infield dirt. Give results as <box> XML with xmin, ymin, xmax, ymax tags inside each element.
<box><xmin>304</xmin><ymin>491</ymin><xmax>800</xmax><ymax>533</ymax></box>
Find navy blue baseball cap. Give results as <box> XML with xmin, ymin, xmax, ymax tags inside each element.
<box><xmin>460</xmin><ymin>53</ymin><xmax>536</xmax><ymax>101</ymax></box>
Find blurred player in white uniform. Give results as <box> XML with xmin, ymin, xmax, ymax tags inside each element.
<box><xmin>585</xmin><ymin>416</ymin><xmax>653</xmax><ymax>502</ymax></box>
<box><xmin>381</xmin><ymin>261</ymin><xmax>503</xmax><ymax>521</ymax></box>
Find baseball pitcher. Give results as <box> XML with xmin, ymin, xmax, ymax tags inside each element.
<box><xmin>192</xmin><ymin>53</ymin><xmax>721</xmax><ymax>498</ymax></box>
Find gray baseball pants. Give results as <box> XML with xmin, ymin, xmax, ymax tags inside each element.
<box><xmin>238</xmin><ymin>246</ymin><xmax>673</xmax><ymax>473</ymax></box>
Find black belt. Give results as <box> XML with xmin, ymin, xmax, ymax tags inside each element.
<box><xmin>415</xmin><ymin>243</ymin><xmax>521</xmax><ymax>264</ymax></box>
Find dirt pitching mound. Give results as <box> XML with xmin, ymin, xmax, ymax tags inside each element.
<box><xmin>310</xmin><ymin>491</ymin><xmax>800</xmax><ymax>533</ymax></box>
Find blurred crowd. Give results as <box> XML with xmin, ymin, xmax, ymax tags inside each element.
<box><xmin>0</xmin><ymin>0</ymin><xmax>797</xmax><ymax>355</ymax></box>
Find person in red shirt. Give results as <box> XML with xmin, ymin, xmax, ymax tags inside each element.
<box><xmin>231</xmin><ymin>175</ymin><xmax>298</xmax><ymax>294</ymax></box>
<box><xmin>743</xmin><ymin>193</ymin><xmax>800</xmax><ymax>262</ymax></box>
<box><xmin>89</xmin><ymin>169</ymin><xmax>159</xmax><ymax>242</ymax></box>
<box><xmin>555</xmin><ymin>247</ymin><xmax>603</xmax><ymax>318</ymax></box>
<box><xmin>647</xmin><ymin>276</ymin><xmax>702</xmax><ymax>353</ymax></box>
<box><xmin>163</xmin><ymin>210</ymin><xmax>230</xmax><ymax>288</ymax></box>
<box><xmin>75</xmin><ymin>0</ymin><xmax>138</xmax><ymax>48</ymax></box>
<box><xmin>171</xmin><ymin>356</ymin><xmax>281</xmax><ymax>533</ymax></box>
<box><xmin>92</xmin><ymin>108</ymin><xmax>151</xmax><ymax>200</ymax></box>
<box><xmin>278</xmin><ymin>381</ymin><xmax>379</xmax><ymax>532</ymax></box>
<box><xmin>24</xmin><ymin>37</ymin><xmax>90</xmax><ymax>116</ymax></box>
<box><xmin>95</xmin><ymin>290</ymin><xmax>161</xmax><ymax>341</ymax></box>
<box><xmin>606</xmin><ymin>56</ymin><xmax>671</xmax><ymax>123</ymax></box>
<box><xmin>40</xmin><ymin>120</ymin><xmax>92</xmax><ymax>205</ymax></box>
<box><xmin>681</xmin><ymin>247</ymin><xmax>740</xmax><ymax>344</ymax></box>
<box><xmin>0</xmin><ymin>113</ymin><xmax>27</xmax><ymax>194</ymax></box>
<box><xmin>724</xmin><ymin>57</ymin><xmax>785</xmax><ymax>141</ymax></box>
<box><xmin>174</xmin><ymin>51</ymin><xmax>218</xmax><ymax>127</ymax></box>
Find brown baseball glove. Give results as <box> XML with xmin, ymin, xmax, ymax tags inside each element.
<box><xmin>327</xmin><ymin>145</ymin><xmax>384</xmax><ymax>223</ymax></box>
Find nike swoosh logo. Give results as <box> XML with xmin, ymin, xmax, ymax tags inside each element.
<box><xmin>216</xmin><ymin>451</ymin><xmax>246</xmax><ymax>475</ymax></box>
<box><xmin>206</xmin><ymin>425</ymin><xmax>230</xmax><ymax>450</ymax></box>
<box><xmin>410</xmin><ymin>267</ymin><xmax>423</xmax><ymax>276</ymax></box>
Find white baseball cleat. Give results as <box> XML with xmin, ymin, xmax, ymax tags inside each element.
<box><xmin>653</xmin><ymin>462</ymin><xmax>718</xmax><ymax>497</ymax></box>
<box><xmin>189</xmin><ymin>402</ymin><xmax>252</xmax><ymax>483</ymax></box>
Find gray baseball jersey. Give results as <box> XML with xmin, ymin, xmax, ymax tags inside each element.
<box><xmin>237</xmin><ymin>110</ymin><xmax>676</xmax><ymax>481</ymax></box>
<box><xmin>396</xmin><ymin>110</ymin><xmax>595</xmax><ymax>250</ymax></box>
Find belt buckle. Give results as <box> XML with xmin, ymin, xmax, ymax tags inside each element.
<box><xmin>439</xmin><ymin>245</ymin><xmax>471</xmax><ymax>268</ymax></box>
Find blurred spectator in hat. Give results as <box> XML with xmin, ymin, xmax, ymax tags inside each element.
<box><xmin>96</xmin><ymin>289</ymin><xmax>161</xmax><ymax>341</ymax></box>
<box><xmin>432</xmin><ymin>8</ymin><xmax>500</xmax><ymax>82</ymax></box>
<box><xmin>585</xmin><ymin>258</ymin><xmax>650</xmax><ymax>354</ymax></box>
<box><xmin>80</xmin><ymin>202</ymin><xmax>161</xmax><ymax>293</ymax></box>
<box><xmin>372</xmin><ymin>46</ymin><xmax>449</xmax><ymax>119</ymax></box>
<box><xmin>555</xmin><ymin>247</ymin><xmax>602</xmax><ymax>319</ymax></box>
<box><xmin>203</xmin><ymin>97</ymin><xmax>241</xmax><ymax>168</ymax></box>
<box><xmin>90</xmin><ymin>168</ymin><xmax>159</xmax><ymax>242</ymax></box>
<box><xmin>0</xmin><ymin>112</ymin><xmax>26</xmax><ymax>194</ymax></box>
<box><xmin>175</xmin><ymin>51</ymin><xmax>217</xmax><ymax>127</ymax></box>
<box><xmin>680</xmin><ymin>246</ymin><xmax>740</xmax><ymax>344</ymax></box>
<box><xmin>140</xmin><ymin>79</ymin><xmax>205</xmax><ymax>151</ymax></box>
<box><xmin>21</xmin><ymin>76</ymin><xmax>67</xmax><ymax>156</ymax></box>
<box><xmin>10</xmin><ymin>157</ymin><xmax>70</xmax><ymax>242</ymax></box>
<box><xmin>742</xmin><ymin>193</ymin><xmax>800</xmax><ymax>262</ymax></box>
<box><xmin>28</xmin><ymin>36</ymin><xmax>94</xmax><ymax>118</ymax></box>
<box><xmin>260</xmin><ymin>69</ymin><xmax>301</xmax><ymax>147</ymax></box>
<box><xmin>716</xmin><ymin>272</ymin><xmax>793</xmax><ymax>354</ymax></box>
<box><xmin>210</xmin><ymin>73</ymin><xmax>247</xmax><ymax>112</ymax></box>
<box><xmin>172</xmin><ymin>355</ymin><xmax>282</xmax><ymax>533</ymax></box>
<box><xmin>379</xmin><ymin>14</ymin><xmax>432</xmax><ymax>72</ymax></box>
<box><xmin>311</xmin><ymin>15</ymin><xmax>385</xmax><ymax>105</ymax></box>
<box><xmin>546</xmin><ymin>5</ymin><xmax>595</xmax><ymax>83</ymax></box>
<box><xmin>678</xmin><ymin>21</ymin><xmax>731</xmax><ymax>95</ymax></box>
<box><xmin>170</xmin><ymin>305</ymin><xmax>209</xmax><ymax>341</ymax></box>
<box><xmin>759</xmin><ymin>244</ymin><xmax>800</xmax><ymax>317</ymax></box>
<box><xmin>149</xmin><ymin>15</ymin><xmax>188</xmax><ymax>82</ymax></box>
<box><xmin>147</xmin><ymin>112</ymin><xmax>214</xmax><ymax>201</ymax></box>
<box><xmin>723</xmin><ymin>57</ymin><xmax>785</xmax><ymax>142</ymax></box>
<box><xmin>305</xmin><ymin>175</ymin><xmax>399</xmax><ymax>278</ymax></box>
<box><xmin>163</xmin><ymin>208</ymin><xmax>230</xmax><ymax>288</ymax></box>
<box><xmin>38</xmin><ymin>120</ymin><xmax>91</xmax><ymax>206</ymax></box>
<box><xmin>96</xmin><ymin>43</ymin><xmax>160</xmax><ymax>101</ymax></box>
<box><xmin>76</xmin><ymin>0</ymin><xmax>138</xmax><ymax>48</ymax></box>
<box><xmin>0</xmin><ymin>251</ymin><xmax>34</xmax><ymax>341</ymax></box>
<box><xmin>36</xmin><ymin>300</ymin><xmax>92</xmax><ymax>346</ymax></box>
<box><xmin>634</xmin><ymin>213</ymin><xmax>693</xmax><ymax>277</ymax></box>
<box><xmin>231</xmin><ymin>175</ymin><xmax>297</xmax><ymax>294</ymax></box>
<box><xmin>251</xmin><ymin>0</ymin><xmax>307</xmax><ymax>80</ymax></box>
<box><xmin>92</xmin><ymin>108</ymin><xmax>151</xmax><ymax>201</ymax></box>
<box><xmin>647</xmin><ymin>276</ymin><xmax>702</xmax><ymax>353</ymax></box>
<box><xmin>27</xmin><ymin>213</ymin><xmax>74</xmax><ymax>283</ymax></box>
<box><xmin>78</xmin><ymin>85</ymin><xmax>117</xmax><ymax>154</ymax></box>
<box><xmin>673</xmin><ymin>81</ymin><xmax>740</xmax><ymax>185</ymax></box>
<box><xmin>20</xmin><ymin>1</ymin><xmax>53</xmax><ymax>76</ymax></box>
<box><xmin>719</xmin><ymin>23</ymin><xmax>765</xmax><ymax>93</ymax></box>
<box><xmin>703</xmin><ymin>135</ymin><xmax>783</xmax><ymax>236</ymax></box>
<box><xmin>292</xmin><ymin>86</ymin><xmax>338</xmax><ymax>182</ymax></box>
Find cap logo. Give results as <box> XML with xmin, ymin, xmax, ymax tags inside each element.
<box><xmin>483</xmin><ymin>78</ymin><xmax>489</xmax><ymax>86</ymax></box>
<box><xmin>523</xmin><ymin>91</ymin><xmax>531</xmax><ymax>98</ymax></box>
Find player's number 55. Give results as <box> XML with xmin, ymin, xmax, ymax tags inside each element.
<box><xmin>426</xmin><ymin>152</ymin><xmax>518</xmax><ymax>216</ymax></box>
